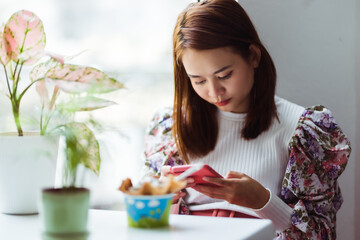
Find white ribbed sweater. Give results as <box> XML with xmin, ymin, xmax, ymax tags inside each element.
<box><xmin>185</xmin><ymin>96</ymin><xmax>305</xmax><ymax>231</ymax></box>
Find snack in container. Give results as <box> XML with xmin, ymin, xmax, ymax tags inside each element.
<box><xmin>118</xmin><ymin>175</ymin><xmax>186</xmax><ymax>228</ymax></box>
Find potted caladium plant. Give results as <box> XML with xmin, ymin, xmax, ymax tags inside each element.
<box><xmin>0</xmin><ymin>9</ymin><xmax>123</xmax><ymax>215</ymax></box>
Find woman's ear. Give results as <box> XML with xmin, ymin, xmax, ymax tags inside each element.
<box><xmin>249</xmin><ymin>44</ymin><xmax>261</xmax><ymax>68</ymax></box>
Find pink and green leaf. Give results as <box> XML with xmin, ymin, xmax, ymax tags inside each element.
<box><xmin>30</xmin><ymin>58</ymin><xmax>60</xmax><ymax>82</ymax></box>
<box><xmin>57</xmin><ymin>96</ymin><xmax>116</xmax><ymax>113</ymax></box>
<box><xmin>0</xmin><ymin>31</ymin><xmax>10</xmax><ymax>65</ymax></box>
<box><xmin>3</xmin><ymin>10</ymin><xmax>46</xmax><ymax>65</ymax></box>
<box><xmin>64</xmin><ymin>122</ymin><xmax>100</xmax><ymax>175</ymax></box>
<box><xmin>45</xmin><ymin>64</ymin><xmax>124</xmax><ymax>93</ymax></box>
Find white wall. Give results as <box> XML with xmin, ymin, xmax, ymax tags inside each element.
<box><xmin>238</xmin><ymin>0</ymin><xmax>358</xmax><ymax>239</ymax></box>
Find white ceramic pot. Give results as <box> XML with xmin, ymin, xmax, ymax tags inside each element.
<box><xmin>0</xmin><ymin>133</ymin><xmax>59</xmax><ymax>214</ymax></box>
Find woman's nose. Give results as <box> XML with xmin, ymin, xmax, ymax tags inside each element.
<box><xmin>208</xmin><ymin>80</ymin><xmax>225</xmax><ymax>98</ymax></box>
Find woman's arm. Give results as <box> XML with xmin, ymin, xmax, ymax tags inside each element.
<box><xmin>194</xmin><ymin>106</ymin><xmax>351</xmax><ymax>240</ymax></box>
<box><xmin>274</xmin><ymin>106</ymin><xmax>350</xmax><ymax>239</ymax></box>
<box><xmin>141</xmin><ymin>107</ymin><xmax>191</xmax><ymax>214</ymax></box>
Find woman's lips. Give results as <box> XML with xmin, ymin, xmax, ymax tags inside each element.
<box><xmin>215</xmin><ymin>98</ymin><xmax>231</xmax><ymax>107</ymax></box>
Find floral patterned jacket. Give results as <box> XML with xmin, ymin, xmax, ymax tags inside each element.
<box><xmin>143</xmin><ymin>106</ymin><xmax>351</xmax><ymax>240</ymax></box>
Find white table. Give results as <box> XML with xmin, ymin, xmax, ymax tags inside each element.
<box><xmin>0</xmin><ymin>209</ymin><xmax>275</xmax><ymax>240</ymax></box>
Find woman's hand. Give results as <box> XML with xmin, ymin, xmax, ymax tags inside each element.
<box><xmin>192</xmin><ymin>171</ymin><xmax>270</xmax><ymax>209</ymax></box>
<box><xmin>160</xmin><ymin>166</ymin><xmax>195</xmax><ymax>204</ymax></box>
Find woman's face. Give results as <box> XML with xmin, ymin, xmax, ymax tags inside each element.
<box><xmin>182</xmin><ymin>46</ymin><xmax>260</xmax><ymax>113</ymax></box>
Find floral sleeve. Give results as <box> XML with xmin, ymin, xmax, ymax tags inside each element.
<box><xmin>278</xmin><ymin>106</ymin><xmax>351</xmax><ymax>239</ymax></box>
<box><xmin>142</xmin><ymin>107</ymin><xmax>190</xmax><ymax>214</ymax></box>
<box><xmin>143</xmin><ymin>107</ymin><xmax>184</xmax><ymax>176</ymax></box>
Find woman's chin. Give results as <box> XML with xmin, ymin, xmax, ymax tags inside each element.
<box><xmin>216</xmin><ymin>106</ymin><xmax>231</xmax><ymax>112</ymax></box>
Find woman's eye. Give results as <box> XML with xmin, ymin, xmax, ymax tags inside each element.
<box><xmin>218</xmin><ymin>71</ymin><xmax>233</xmax><ymax>80</ymax></box>
<box><xmin>194</xmin><ymin>80</ymin><xmax>206</xmax><ymax>85</ymax></box>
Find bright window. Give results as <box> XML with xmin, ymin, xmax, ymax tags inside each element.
<box><xmin>0</xmin><ymin>0</ymin><xmax>194</xmax><ymax>208</ymax></box>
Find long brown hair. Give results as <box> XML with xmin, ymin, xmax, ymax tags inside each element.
<box><xmin>173</xmin><ymin>0</ymin><xmax>277</xmax><ymax>163</ymax></box>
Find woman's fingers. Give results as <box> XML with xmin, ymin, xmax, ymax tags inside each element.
<box><xmin>202</xmin><ymin>176</ymin><xmax>230</xmax><ymax>187</ymax></box>
<box><xmin>202</xmin><ymin>171</ymin><xmax>246</xmax><ymax>186</ymax></box>
<box><xmin>225</xmin><ymin>171</ymin><xmax>246</xmax><ymax>179</ymax></box>
<box><xmin>192</xmin><ymin>185</ymin><xmax>228</xmax><ymax>200</ymax></box>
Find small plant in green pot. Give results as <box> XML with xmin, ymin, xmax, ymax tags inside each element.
<box><xmin>40</xmin><ymin>122</ymin><xmax>101</xmax><ymax>239</ymax></box>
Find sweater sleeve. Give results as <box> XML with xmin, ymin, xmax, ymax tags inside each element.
<box><xmin>259</xmin><ymin>106</ymin><xmax>351</xmax><ymax>239</ymax></box>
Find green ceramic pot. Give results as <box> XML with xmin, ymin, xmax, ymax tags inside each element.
<box><xmin>40</xmin><ymin>188</ymin><xmax>90</xmax><ymax>239</ymax></box>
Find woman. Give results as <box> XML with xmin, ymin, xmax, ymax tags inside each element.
<box><xmin>143</xmin><ymin>0</ymin><xmax>350</xmax><ymax>239</ymax></box>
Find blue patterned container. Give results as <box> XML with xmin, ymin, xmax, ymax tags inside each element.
<box><xmin>123</xmin><ymin>193</ymin><xmax>173</xmax><ymax>228</ymax></box>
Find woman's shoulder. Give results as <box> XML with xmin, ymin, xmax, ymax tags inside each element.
<box><xmin>293</xmin><ymin>104</ymin><xmax>346</xmax><ymax>141</ymax></box>
<box><xmin>275</xmin><ymin>97</ymin><xmax>350</xmax><ymax>151</ymax></box>
<box><xmin>275</xmin><ymin>96</ymin><xmax>342</xmax><ymax>130</ymax></box>
<box><xmin>275</xmin><ymin>96</ymin><xmax>350</xmax><ymax>146</ymax></box>
<box><xmin>298</xmin><ymin>105</ymin><xmax>339</xmax><ymax>129</ymax></box>
<box><xmin>291</xmin><ymin>105</ymin><xmax>351</xmax><ymax>150</ymax></box>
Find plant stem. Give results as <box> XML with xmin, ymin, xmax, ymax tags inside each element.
<box><xmin>11</xmin><ymin>99</ymin><xmax>23</xmax><ymax>136</ymax></box>
<box><xmin>40</xmin><ymin>107</ymin><xmax>53</xmax><ymax>136</ymax></box>
<box><xmin>18</xmin><ymin>78</ymin><xmax>41</xmax><ymax>102</ymax></box>
<box><xmin>4</xmin><ymin>60</ymin><xmax>24</xmax><ymax>136</ymax></box>
<box><xmin>40</xmin><ymin>106</ymin><xmax>44</xmax><ymax>135</ymax></box>
<box><xmin>4</xmin><ymin>61</ymin><xmax>23</xmax><ymax>136</ymax></box>
<box><xmin>12</xmin><ymin>60</ymin><xmax>19</xmax><ymax>94</ymax></box>
<box><xmin>13</xmin><ymin>62</ymin><xmax>23</xmax><ymax>96</ymax></box>
<box><xmin>42</xmin><ymin>113</ymin><xmax>52</xmax><ymax>135</ymax></box>
<box><xmin>3</xmin><ymin>65</ymin><xmax>12</xmax><ymax>99</ymax></box>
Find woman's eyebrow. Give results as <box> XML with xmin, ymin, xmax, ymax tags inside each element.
<box><xmin>188</xmin><ymin>65</ymin><xmax>232</xmax><ymax>78</ymax></box>
<box><xmin>214</xmin><ymin>65</ymin><xmax>232</xmax><ymax>74</ymax></box>
<box><xmin>188</xmin><ymin>73</ymin><xmax>201</xmax><ymax>78</ymax></box>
